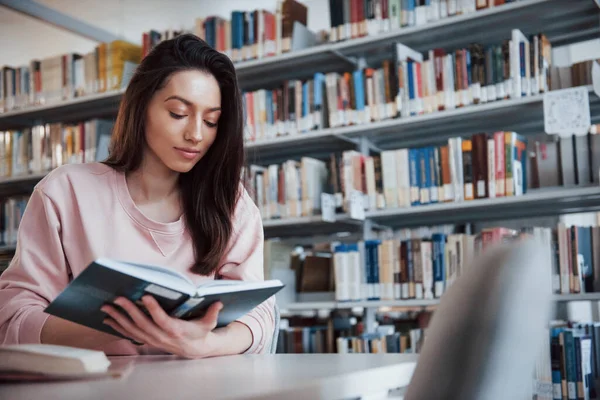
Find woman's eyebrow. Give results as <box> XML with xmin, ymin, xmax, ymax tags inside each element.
<box><xmin>164</xmin><ymin>95</ymin><xmax>193</xmax><ymax>106</ymax></box>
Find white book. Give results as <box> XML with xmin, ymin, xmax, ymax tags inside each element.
<box><xmin>422</xmin><ymin>242</ymin><xmax>434</xmax><ymax>300</ymax></box>
<box><xmin>487</xmin><ymin>138</ymin><xmax>496</xmax><ymax>199</ymax></box>
<box><xmin>381</xmin><ymin>150</ymin><xmax>399</xmax><ymax>208</ymax></box>
<box><xmin>396</xmin><ymin>149</ymin><xmax>411</xmax><ymax>207</ymax></box>
<box><xmin>0</xmin><ymin>344</ymin><xmax>111</xmax><ymax>376</ymax></box>
<box><xmin>348</xmin><ymin>245</ymin><xmax>362</xmax><ymax>301</ymax></box>
<box><xmin>334</xmin><ymin>248</ymin><xmax>350</xmax><ymax>301</ymax></box>
<box><xmin>511</xmin><ymin>30</ymin><xmax>528</xmax><ymax>98</ymax></box>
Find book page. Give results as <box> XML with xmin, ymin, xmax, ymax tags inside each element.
<box><xmin>196</xmin><ymin>279</ymin><xmax>283</xmax><ymax>296</ymax></box>
<box><xmin>96</xmin><ymin>258</ymin><xmax>195</xmax><ymax>295</ymax></box>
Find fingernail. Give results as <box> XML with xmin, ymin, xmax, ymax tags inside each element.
<box><xmin>100</xmin><ymin>306</ymin><xmax>109</xmax><ymax>313</ymax></box>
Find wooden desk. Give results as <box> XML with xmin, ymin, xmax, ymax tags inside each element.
<box><xmin>1</xmin><ymin>353</ymin><xmax>417</xmax><ymax>400</ymax></box>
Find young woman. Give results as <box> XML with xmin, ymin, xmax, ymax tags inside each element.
<box><xmin>0</xmin><ymin>34</ymin><xmax>274</xmax><ymax>358</ymax></box>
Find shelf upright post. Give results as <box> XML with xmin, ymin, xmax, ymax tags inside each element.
<box><xmin>358</xmin><ymin>134</ymin><xmax>379</xmax><ymax>333</ymax></box>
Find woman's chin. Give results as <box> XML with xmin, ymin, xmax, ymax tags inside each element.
<box><xmin>167</xmin><ymin>159</ymin><xmax>199</xmax><ymax>174</ymax></box>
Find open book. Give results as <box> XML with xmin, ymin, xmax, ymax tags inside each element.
<box><xmin>45</xmin><ymin>258</ymin><xmax>284</xmax><ymax>338</ymax></box>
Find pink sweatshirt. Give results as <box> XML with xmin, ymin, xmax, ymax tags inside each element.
<box><xmin>0</xmin><ymin>162</ymin><xmax>274</xmax><ymax>355</ymax></box>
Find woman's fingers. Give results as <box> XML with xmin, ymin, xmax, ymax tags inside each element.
<box><xmin>197</xmin><ymin>302</ymin><xmax>223</xmax><ymax>331</ymax></box>
<box><xmin>101</xmin><ymin>301</ymin><xmax>156</xmax><ymax>345</ymax></box>
<box><xmin>141</xmin><ymin>295</ymin><xmax>181</xmax><ymax>337</ymax></box>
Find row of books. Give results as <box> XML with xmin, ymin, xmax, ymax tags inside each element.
<box><xmin>243</xmin><ymin>28</ymin><xmax>554</xmax><ymax>142</ymax></box>
<box><xmin>537</xmin><ymin>321</ymin><xmax>600</xmax><ymax>400</ymax></box>
<box><xmin>0</xmin><ymin>195</ymin><xmax>29</xmax><ymax>249</ymax></box>
<box><xmin>246</xmin><ymin>131</ymin><xmax>530</xmax><ymax>221</ymax></box>
<box><xmin>1</xmin><ymin>21</ymin><xmax>555</xmax><ymax>118</ymax></box>
<box><xmin>275</xmin><ymin>311</ymin><xmax>428</xmax><ymax>354</ymax></box>
<box><xmin>0</xmin><ymin>41</ymin><xmax>141</xmax><ymax>113</ymax></box>
<box><xmin>328</xmin><ymin>0</ymin><xmax>521</xmax><ymax>43</ymax></box>
<box><xmin>0</xmin><ymin>119</ymin><xmax>113</xmax><ymax>179</ymax></box>
<box><xmin>278</xmin><ymin>219</ymin><xmax>600</xmax><ymax>302</ymax></box>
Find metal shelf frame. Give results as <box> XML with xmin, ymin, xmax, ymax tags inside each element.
<box><xmin>280</xmin><ymin>293</ymin><xmax>600</xmax><ymax>314</ymax></box>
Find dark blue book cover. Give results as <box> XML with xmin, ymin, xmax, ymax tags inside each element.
<box><xmin>45</xmin><ymin>259</ymin><xmax>284</xmax><ymax>339</ymax></box>
<box><xmin>551</xmin><ymin>327</ymin><xmax>565</xmax><ymax>400</ymax></box>
<box><xmin>409</xmin><ymin>148</ymin><xmax>421</xmax><ymax>206</ymax></box>
<box><xmin>431</xmin><ymin>233</ymin><xmax>446</xmax><ymax>298</ymax></box>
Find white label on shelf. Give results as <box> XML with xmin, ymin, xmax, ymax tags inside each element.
<box><xmin>465</xmin><ymin>183</ymin><xmax>473</xmax><ymax>199</ymax></box>
<box><xmin>394</xmin><ymin>284</ymin><xmax>401</xmax><ymax>300</ymax></box>
<box><xmin>321</xmin><ymin>193</ymin><xmax>335</xmax><ymax>222</ymax></box>
<box><xmin>440</xmin><ymin>0</ymin><xmax>448</xmax><ymax>17</ymax></box>
<box><xmin>401</xmin><ymin>283</ymin><xmax>409</xmax><ymax>299</ymax></box>
<box><xmin>477</xmin><ymin>180</ymin><xmax>486</xmax><ymax>197</ymax></box>
<box><xmin>593</xmin><ymin>60</ymin><xmax>600</xmax><ymax>98</ymax></box>
<box><xmin>553</xmin><ymin>383</ymin><xmax>562</xmax><ymax>400</ymax></box>
<box><xmin>496</xmin><ymin>83</ymin><xmax>505</xmax><ymax>100</ymax></box>
<box><xmin>481</xmin><ymin>86</ymin><xmax>488</xmax><ymax>103</ymax></box>
<box><xmin>489</xmin><ymin>85</ymin><xmax>497</xmax><ymax>102</ymax></box>
<box><xmin>435</xmin><ymin>282</ymin><xmax>444</xmax><ymax>298</ymax></box>
<box><xmin>378</xmin><ymin>103</ymin><xmax>385</xmax><ymax>121</ymax></box>
<box><xmin>420</xmin><ymin>188</ymin><xmax>430</xmax><ymax>204</ymax></box>
<box><xmin>533</xmin><ymin>381</ymin><xmax>553</xmax><ymax>398</ymax></box>
<box><xmin>448</xmin><ymin>0</ymin><xmax>457</xmax><ymax>15</ymax></box>
<box><xmin>415</xmin><ymin>284</ymin><xmax>423</xmax><ymax>300</ymax></box>
<box><xmin>443</xmin><ymin>183</ymin><xmax>454</xmax><ymax>201</ymax></box>
<box><xmin>430</xmin><ymin>187</ymin><xmax>439</xmax><ymax>203</ymax></box>
<box><xmin>349</xmin><ymin>190</ymin><xmax>365</xmax><ymax>220</ymax></box>
<box><xmin>544</xmin><ymin>86</ymin><xmax>591</xmax><ymax>137</ymax></box>
<box><xmin>568</xmin><ymin>382</ymin><xmax>576</xmax><ymax>399</ymax></box>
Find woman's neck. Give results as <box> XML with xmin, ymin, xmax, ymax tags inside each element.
<box><xmin>127</xmin><ymin>156</ymin><xmax>180</xmax><ymax>204</ymax></box>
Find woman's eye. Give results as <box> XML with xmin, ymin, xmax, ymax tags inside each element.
<box><xmin>204</xmin><ymin>120</ymin><xmax>218</xmax><ymax>128</ymax></box>
<box><xmin>169</xmin><ymin>111</ymin><xmax>186</xmax><ymax>119</ymax></box>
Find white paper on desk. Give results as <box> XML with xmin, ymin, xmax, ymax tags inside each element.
<box><xmin>593</xmin><ymin>60</ymin><xmax>600</xmax><ymax>98</ymax></box>
<box><xmin>543</xmin><ymin>86</ymin><xmax>591</xmax><ymax>137</ymax></box>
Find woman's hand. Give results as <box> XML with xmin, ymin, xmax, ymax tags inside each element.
<box><xmin>100</xmin><ymin>295</ymin><xmax>223</xmax><ymax>359</ymax></box>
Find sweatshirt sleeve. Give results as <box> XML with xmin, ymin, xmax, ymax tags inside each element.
<box><xmin>217</xmin><ymin>189</ymin><xmax>275</xmax><ymax>355</ymax></box>
<box><xmin>0</xmin><ymin>187</ymin><xmax>71</xmax><ymax>345</ymax></box>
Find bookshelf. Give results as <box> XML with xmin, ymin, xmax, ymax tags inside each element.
<box><xmin>234</xmin><ymin>0</ymin><xmax>599</xmax><ymax>88</ymax></box>
<box><xmin>1</xmin><ymin>1</ymin><xmax>600</xmax><ymax>383</ymax></box>
<box><xmin>261</xmin><ymin>186</ymin><xmax>600</xmax><ymax>238</ymax></box>
<box><xmin>247</xmin><ymin>84</ymin><xmax>599</xmax><ymax>163</ymax></box>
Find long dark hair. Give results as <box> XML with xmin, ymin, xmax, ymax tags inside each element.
<box><xmin>104</xmin><ymin>34</ymin><xmax>245</xmax><ymax>276</ymax></box>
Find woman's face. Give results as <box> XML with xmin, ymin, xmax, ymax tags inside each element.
<box><xmin>144</xmin><ymin>69</ymin><xmax>221</xmax><ymax>174</ymax></box>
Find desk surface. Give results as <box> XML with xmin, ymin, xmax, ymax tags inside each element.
<box><xmin>1</xmin><ymin>353</ymin><xmax>417</xmax><ymax>400</ymax></box>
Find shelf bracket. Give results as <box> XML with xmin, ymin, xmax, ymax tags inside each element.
<box><xmin>0</xmin><ymin>0</ymin><xmax>121</xmax><ymax>43</ymax></box>
<box><xmin>358</xmin><ymin>136</ymin><xmax>382</xmax><ymax>155</ymax></box>
<box><xmin>332</xmin><ymin>134</ymin><xmax>359</xmax><ymax>146</ymax></box>
<box><xmin>327</xmin><ymin>49</ymin><xmax>358</xmax><ymax>67</ymax></box>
